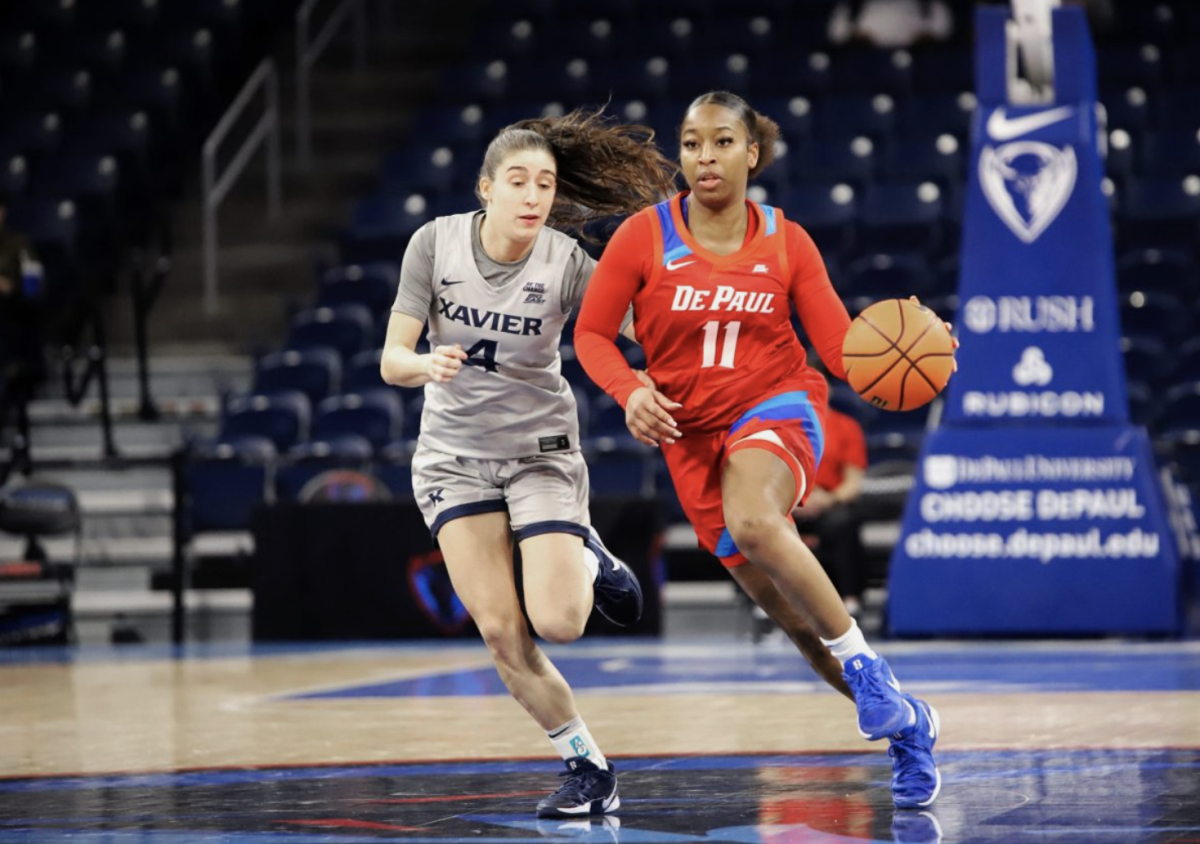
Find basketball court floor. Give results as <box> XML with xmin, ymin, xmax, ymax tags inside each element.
<box><xmin>2</xmin><ymin>637</ymin><xmax>1199</xmax><ymax>843</ymax></box>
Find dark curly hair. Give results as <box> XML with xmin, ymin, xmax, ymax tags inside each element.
<box><xmin>476</xmin><ymin>107</ymin><xmax>679</xmax><ymax>238</ymax></box>
<box><xmin>684</xmin><ymin>91</ymin><xmax>782</xmax><ymax>179</ymax></box>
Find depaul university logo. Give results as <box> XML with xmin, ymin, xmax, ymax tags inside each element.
<box><xmin>979</xmin><ymin>141</ymin><xmax>1076</xmax><ymax>244</ymax></box>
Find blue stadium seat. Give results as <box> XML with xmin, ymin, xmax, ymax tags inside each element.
<box><xmin>816</xmin><ymin>94</ymin><xmax>898</xmax><ymax>142</ymax></box>
<box><xmin>40</xmin><ymin>28</ymin><xmax>128</xmax><ymax>73</ymax></box>
<box><xmin>753</xmin><ymin>52</ymin><xmax>833</xmax><ymax>97</ymax></box>
<box><xmin>1159</xmin><ymin>381</ymin><xmax>1200</xmax><ymax>435</ymax></box>
<box><xmin>844</xmin><ymin>254</ymin><xmax>933</xmax><ymax>302</ymax></box>
<box><xmin>0</xmin><ymin>31</ymin><xmax>37</xmax><ymax>72</ymax></box>
<box><xmin>832</xmin><ymin>49</ymin><xmax>914</xmax><ymax>95</ymax></box>
<box><xmin>588</xmin><ymin>394</ymin><xmax>633</xmax><ymax>444</ymax></box>
<box><xmin>275</xmin><ymin>435</ymin><xmax>375</xmax><ymax>503</ymax></box>
<box><xmin>288</xmin><ymin>304</ymin><xmax>375</xmax><ymax>362</ymax></box>
<box><xmin>1121</xmin><ymin>336</ymin><xmax>1174</xmax><ymax>389</ymax></box>
<box><xmin>670</xmin><ymin>53</ymin><xmax>752</xmax><ymax>98</ymax></box>
<box><xmin>599</xmin><ymin>57</ymin><xmax>672</xmax><ymax>103</ymax></box>
<box><xmin>793</xmin><ymin>132</ymin><xmax>876</xmax><ymax>187</ymax></box>
<box><xmin>222</xmin><ymin>391</ymin><xmax>310</xmax><ymax>452</ymax></box>
<box><xmin>440</xmin><ymin>60</ymin><xmax>511</xmax><ymax>103</ymax></box>
<box><xmin>1116</xmin><ymin>177</ymin><xmax>1200</xmax><ymax>251</ymax></box>
<box><xmin>417</xmin><ymin>104</ymin><xmax>490</xmax><ymax>151</ymax></box>
<box><xmin>401</xmin><ymin>391</ymin><xmax>425</xmax><ymax>443</ymax></box>
<box><xmin>1119</xmin><ymin>291</ymin><xmax>1190</xmax><ymax>342</ymax></box>
<box><xmin>466</xmin><ymin>18</ymin><xmax>538</xmax><ymax>59</ymax></box>
<box><xmin>781</xmin><ymin>182</ymin><xmax>858</xmax><ymax>258</ymax></box>
<box><xmin>1101</xmin><ymin>87</ymin><xmax>1151</xmax><ymax>136</ymax></box>
<box><xmin>31</xmin><ymin>153</ymin><xmax>121</xmax><ymax>214</ymax></box>
<box><xmin>760</xmin><ymin>95</ymin><xmax>815</xmax><ymax>140</ymax></box>
<box><xmin>341</xmin><ymin>195</ymin><xmax>432</xmax><ymax>263</ymax></box>
<box><xmin>912</xmin><ymin>47</ymin><xmax>972</xmax><ymax>93</ymax></box>
<box><xmin>0</xmin><ymin>111</ymin><xmax>64</xmax><ymax>157</ymax></box>
<box><xmin>312</xmin><ymin>390</ymin><xmax>403</xmax><ymax>451</ymax></box>
<box><xmin>854</xmin><ymin>182</ymin><xmax>944</xmax><ymax>257</ymax></box>
<box><xmin>1126</xmin><ymin>380</ymin><xmax>1157</xmax><ymax>429</ymax></box>
<box><xmin>318</xmin><ymin>262</ymin><xmax>398</xmax><ymax>314</ymax></box>
<box><xmin>1176</xmin><ymin>337</ymin><xmax>1200</xmax><ymax>379</ymax></box>
<box><xmin>1098</xmin><ymin>45</ymin><xmax>1165</xmax><ymax>91</ymax></box>
<box><xmin>375</xmin><ymin>443</ymin><xmax>415</xmax><ymax>499</ymax></box>
<box><xmin>186</xmin><ymin>435</ymin><xmax>275</xmax><ymax>532</ymax></box>
<box><xmin>623</xmin><ymin>17</ymin><xmax>701</xmax><ymax>60</ymax></box>
<box><xmin>10</xmin><ymin>68</ymin><xmax>93</xmax><ymax>113</ymax></box>
<box><xmin>590</xmin><ymin>451</ymin><xmax>653</xmax><ymax>496</ymax></box>
<box><xmin>343</xmin><ymin>350</ymin><xmax>385</xmax><ymax>394</ymax></box>
<box><xmin>880</xmin><ymin>134</ymin><xmax>963</xmax><ymax>186</ymax></box>
<box><xmin>1151</xmin><ymin>89</ymin><xmax>1200</xmax><ymax>132</ymax></box>
<box><xmin>1138</xmin><ymin>130</ymin><xmax>1200</xmax><ymax>178</ymax></box>
<box><xmin>5</xmin><ymin>199</ymin><xmax>79</xmax><ymax>285</ymax></box>
<box><xmin>254</xmin><ymin>347</ymin><xmax>341</xmax><ymax>406</ymax></box>
<box><xmin>1117</xmin><ymin>248</ymin><xmax>1196</xmax><ymax>298</ymax></box>
<box><xmin>541</xmin><ymin>18</ymin><xmax>617</xmax><ymax>59</ymax></box>
<box><xmin>697</xmin><ymin>14</ymin><xmax>779</xmax><ymax>59</ymax></box>
<box><xmin>901</xmin><ymin>92</ymin><xmax>975</xmax><ymax>142</ymax></box>
<box><xmin>0</xmin><ymin>152</ymin><xmax>29</xmax><ymax>197</ymax></box>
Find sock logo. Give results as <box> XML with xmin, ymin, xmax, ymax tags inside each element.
<box><xmin>852</xmin><ymin>658</ymin><xmax>864</xmax><ymax>671</ymax></box>
<box><xmin>570</xmin><ymin>737</ymin><xmax>590</xmax><ymax>757</ymax></box>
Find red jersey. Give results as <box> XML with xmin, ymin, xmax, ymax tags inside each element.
<box><xmin>814</xmin><ymin>408</ymin><xmax>868</xmax><ymax>491</ymax></box>
<box><xmin>575</xmin><ymin>193</ymin><xmax>851</xmax><ymax>435</ymax></box>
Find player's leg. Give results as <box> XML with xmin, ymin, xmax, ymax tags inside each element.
<box><xmin>505</xmin><ymin>453</ymin><xmax>626</xmax><ymax>818</ymax></box>
<box><xmin>721</xmin><ymin>439</ymin><xmax>940</xmax><ymax>807</ymax></box>
<box><xmin>726</xmin><ymin>562</ymin><xmax>852</xmax><ymax>699</ymax></box>
<box><xmin>510</xmin><ymin>453</ymin><xmax>642</xmax><ymax>635</ymax></box>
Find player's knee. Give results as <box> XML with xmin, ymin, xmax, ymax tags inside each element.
<box><xmin>725</xmin><ymin>509</ymin><xmax>786</xmax><ymax>559</ymax></box>
<box><xmin>476</xmin><ymin>617</ymin><xmax>526</xmax><ymax>667</ymax></box>
<box><xmin>527</xmin><ymin>607</ymin><xmax>586</xmax><ymax>645</ymax></box>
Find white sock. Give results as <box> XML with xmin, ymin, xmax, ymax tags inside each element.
<box><xmin>821</xmin><ymin>618</ymin><xmax>879</xmax><ymax>666</ymax></box>
<box><xmin>581</xmin><ymin>543</ymin><xmax>600</xmax><ymax>584</ymax></box>
<box><xmin>548</xmin><ymin>716</ymin><xmax>608</xmax><ymax>769</ymax></box>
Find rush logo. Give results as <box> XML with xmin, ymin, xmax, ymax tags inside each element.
<box><xmin>670</xmin><ymin>285</ymin><xmax>776</xmax><ymax>313</ymax></box>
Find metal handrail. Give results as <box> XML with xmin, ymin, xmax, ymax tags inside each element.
<box><xmin>201</xmin><ymin>59</ymin><xmax>282</xmax><ymax>316</ymax></box>
<box><xmin>296</xmin><ymin>0</ymin><xmax>367</xmax><ymax>168</ymax></box>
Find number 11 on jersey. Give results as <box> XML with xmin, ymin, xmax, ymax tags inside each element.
<box><xmin>700</xmin><ymin>320</ymin><xmax>741</xmax><ymax>369</ymax></box>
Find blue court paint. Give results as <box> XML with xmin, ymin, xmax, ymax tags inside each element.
<box><xmin>290</xmin><ymin>646</ymin><xmax>1200</xmax><ymax>700</ymax></box>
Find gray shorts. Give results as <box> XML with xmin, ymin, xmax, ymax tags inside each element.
<box><xmin>411</xmin><ymin>445</ymin><xmax>591</xmax><ymax>542</ymax></box>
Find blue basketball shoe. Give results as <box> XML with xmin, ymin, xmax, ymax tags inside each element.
<box><xmin>586</xmin><ymin>527</ymin><xmax>643</xmax><ymax>627</ymax></box>
<box><xmin>843</xmin><ymin>653</ymin><xmax>916</xmax><ymax>740</ymax></box>
<box><xmin>536</xmin><ymin>756</ymin><xmax>620</xmax><ymax>819</ymax></box>
<box><xmin>889</xmin><ymin>694</ymin><xmax>941</xmax><ymax>809</ymax></box>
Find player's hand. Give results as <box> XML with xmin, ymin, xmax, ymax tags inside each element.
<box><xmin>427</xmin><ymin>344</ymin><xmax>467</xmax><ymax>382</ymax></box>
<box><xmin>909</xmin><ymin>295</ymin><xmax>959</xmax><ymax>372</ymax></box>
<box><xmin>626</xmin><ymin>385</ymin><xmax>682</xmax><ymax>448</ymax></box>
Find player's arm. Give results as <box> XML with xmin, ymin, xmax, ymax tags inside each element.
<box><xmin>575</xmin><ymin>215</ymin><xmax>681</xmax><ymax>447</ymax></box>
<box><xmin>380</xmin><ymin>223</ymin><xmax>467</xmax><ymax>387</ymax></box>
<box><xmin>787</xmin><ymin>222</ymin><xmax>851</xmax><ymax>382</ymax></box>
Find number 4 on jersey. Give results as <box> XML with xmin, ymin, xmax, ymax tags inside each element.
<box><xmin>463</xmin><ymin>338</ymin><xmax>499</xmax><ymax>372</ymax></box>
<box><xmin>700</xmin><ymin>320</ymin><xmax>741</xmax><ymax>369</ymax></box>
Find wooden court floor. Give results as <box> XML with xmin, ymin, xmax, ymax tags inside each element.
<box><xmin>2</xmin><ymin>638</ymin><xmax>1199</xmax><ymax>843</ymax></box>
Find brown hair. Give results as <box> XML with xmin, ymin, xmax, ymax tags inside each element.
<box><xmin>476</xmin><ymin>108</ymin><xmax>679</xmax><ymax>238</ymax></box>
<box><xmin>684</xmin><ymin>91</ymin><xmax>781</xmax><ymax>179</ymax></box>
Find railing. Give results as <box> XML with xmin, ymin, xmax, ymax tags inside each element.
<box><xmin>201</xmin><ymin>59</ymin><xmax>282</xmax><ymax>316</ymax></box>
<box><xmin>295</xmin><ymin>0</ymin><xmax>368</xmax><ymax>168</ymax></box>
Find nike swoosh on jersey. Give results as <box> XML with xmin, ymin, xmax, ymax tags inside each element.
<box><xmin>986</xmin><ymin>106</ymin><xmax>1076</xmax><ymax>141</ymax></box>
<box><xmin>665</xmin><ymin>258</ymin><xmax>696</xmax><ymax>271</ymax></box>
<box><xmin>440</xmin><ymin>278</ymin><xmax>467</xmax><ymax>286</ymax></box>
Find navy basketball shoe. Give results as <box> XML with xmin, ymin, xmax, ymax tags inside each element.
<box><xmin>586</xmin><ymin>527</ymin><xmax>643</xmax><ymax>627</ymax></box>
<box><xmin>843</xmin><ymin>653</ymin><xmax>916</xmax><ymax>740</ymax></box>
<box><xmin>536</xmin><ymin>756</ymin><xmax>620</xmax><ymax>819</ymax></box>
<box><xmin>889</xmin><ymin>694</ymin><xmax>941</xmax><ymax>809</ymax></box>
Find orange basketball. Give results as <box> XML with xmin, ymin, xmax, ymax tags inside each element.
<box><xmin>842</xmin><ymin>298</ymin><xmax>955</xmax><ymax>412</ymax></box>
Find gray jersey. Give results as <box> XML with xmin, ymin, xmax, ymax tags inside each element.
<box><xmin>418</xmin><ymin>212</ymin><xmax>580</xmax><ymax>459</ymax></box>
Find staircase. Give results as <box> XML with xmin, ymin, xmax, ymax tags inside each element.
<box><xmin>1</xmin><ymin>4</ymin><xmax>481</xmax><ymax>644</ymax></box>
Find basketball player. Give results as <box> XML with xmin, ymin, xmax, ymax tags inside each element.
<box><xmin>380</xmin><ymin>109</ymin><xmax>677</xmax><ymax>819</ymax></box>
<box><xmin>575</xmin><ymin>91</ymin><xmax>948</xmax><ymax>809</ymax></box>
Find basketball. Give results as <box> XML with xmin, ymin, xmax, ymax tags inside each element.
<box><xmin>842</xmin><ymin>298</ymin><xmax>956</xmax><ymax>412</ymax></box>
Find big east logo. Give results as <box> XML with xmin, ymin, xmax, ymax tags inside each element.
<box><xmin>670</xmin><ymin>285</ymin><xmax>777</xmax><ymax>313</ymax></box>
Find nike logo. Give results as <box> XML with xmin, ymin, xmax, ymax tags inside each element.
<box><xmin>440</xmin><ymin>278</ymin><xmax>466</xmax><ymax>286</ymax></box>
<box><xmin>665</xmin><ymin>258</ymin><xmax>695</xmax><ymax>271</ymax></box>
<box><xmin>986</xmin><ymin>106</ymin><xmax>1075</xmax><ymax>141</ymax></box>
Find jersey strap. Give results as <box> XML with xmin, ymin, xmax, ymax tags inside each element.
<box><xmin>654</xmin><ymin>199</ymin><xmax>693</xmax><ymax>266</ymax></box>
